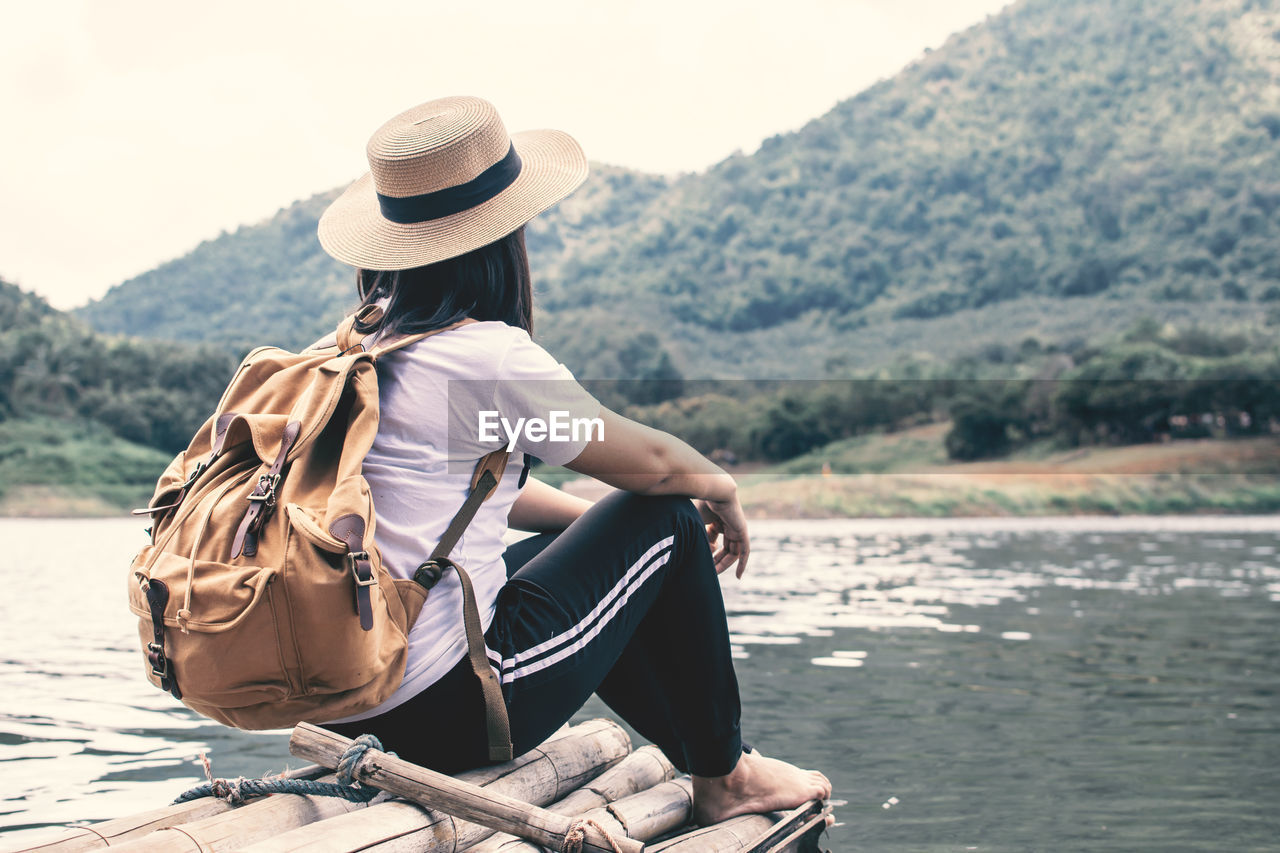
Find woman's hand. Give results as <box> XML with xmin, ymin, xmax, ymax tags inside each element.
<box><xmin>696</xmin><ymin>495</ymin><xmax>751</xmax><ymax>578</ymax></box>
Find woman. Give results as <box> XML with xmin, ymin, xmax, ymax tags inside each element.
<box><xmin>318</xmin><ymin>96</ymin><xmax>830</xmax><ymax>825</ymax></box>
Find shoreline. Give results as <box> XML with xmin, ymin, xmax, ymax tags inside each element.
<box><xmin>5</xmin><ymin>432</ymin><xmax>1278</xmax><ymax>520</ymax></box>
<box><xmin>735</xmin><ymin>472</ymin><xmax>1280</xmax><ymax>518</ymax></box>
<box><xmin>3</xmin><ymin>476</ymin><xmax>1278</xmax><ymax>521</ymax></box>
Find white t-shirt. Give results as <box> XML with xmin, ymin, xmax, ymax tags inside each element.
<box><xmin>334</xmin><ymin>320</ymin><xmax>600</xmax><ymax>722</ymax></box>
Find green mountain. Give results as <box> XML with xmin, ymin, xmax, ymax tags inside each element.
<box><xmin>79</xmin><ymin>0</ymin><xmax>1280</xmax><ymax>377</ymax></box>
<box><xmin>76</xmin><ymin>165</ymin><xmax>673</xmax><ymax>359</ymax></box>
<box><xmin>0</xmin><ymin>279</ymin><xmax>239</xmax><ymax>512</ymax></box>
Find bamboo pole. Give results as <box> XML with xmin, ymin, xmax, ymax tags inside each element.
<box><xmin>648</xmin><ymin>816</ymin><xmax>777</xmax><ymax>852</ymax></box>
<box><xmin>476</xmin><ymin>778</ymin><xmax>695</xmax><ymax>853</ymax></box>
<box><xmin>288</xmin><ymin>723</ymin><xmax>644</xmax><ymax>853</ymax></box>
<box><xmin>240</xmin><ymin>719</ymin><xmax>635</xmax><ymax>853</ymax></box>
<box><xmin>89</xmin><ymin>785</ymin><xmax>366</xmax><ymax>853</ymax></box>
<box><xmin>757</xmin><ymin>812</ymin><xmax>831</xmax><ymax>853</ymax></box>
<box><xmin>585</xmin><ymin>778</ymin><xmax>694</xmax><ymax>844</ymax></box>
<box><xmin>57</xmin><ymin>722</ymin><xmax>621</xmax><ymax>853</ymax></box>
<box><xmin>533</xmin><ymin>746</ymin><xmax>675</xmax><ymax>822</ymax></box>
<box><xmin>0</xmin><ymin>766</ymin><xmax>328</xmax><ymax>853</ymax></box>
<box><xmin>467</xmin><ymin>747</ymin><xmax>678</xmax><ymax>853</ymax></box>
<box><xmin>740</xmin><ymin>802</ymin><xmax>830</xmax><ymax>853</ymax></box>
<box><xmin>0</xmin><ymin>800</ymin><xmax>230</xmax><ymax>853</ymax></box>
<box><xmin>648</xmin><ymin>801</ymin><xmax>830</xmax><ymax>853</ymax></box>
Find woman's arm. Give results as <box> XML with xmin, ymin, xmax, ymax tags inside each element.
<box><xmin>507</xmin><ymin>475</ymin><xmax>595</xmax><ymax>533</ymax></box>
<box><xmin>564</xmin><ymin>409</ymin><xmax>736</xmax><ymax>500</ymax></box>
<box><xmin>563</xmin><ymin>407</ymin><xmax>750</xmax><ymax>577</ymax></box>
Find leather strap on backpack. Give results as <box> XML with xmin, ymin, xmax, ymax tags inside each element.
<box><xmin>330</xmin><ymin>515</ymin><xmax>378</xmax><ymax>631</ymax></box>
<box><xmin>142</xmin><ymin>579</ymin><xmax>182</xmax><ymax>700</ymax></box>
<box><xmin>132</xmin><ymin>412</ymin><xmax>238</xmax><ymax>518</ymax></box>
<box><xmin>413</xmin><ymin>449</ymin><xmax>513</xmax><ymax>763</ymax></box>
<box><xmin>233</xmin><ymin>421</ymin><xmax>302</xmax><ymax>559</ymax></box>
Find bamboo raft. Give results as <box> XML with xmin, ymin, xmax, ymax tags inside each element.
<box><xmin>4</xmin><ymin>720</ymin><xmax>832</xmax><ymax>853</ymax></box>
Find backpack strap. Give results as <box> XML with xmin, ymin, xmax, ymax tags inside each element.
<box><xmin>451</xmin><ymin>551</ymin><xmax>512</xmax><ymax>763</ymax></box>
<box><xmin>427</xmin><ymin>451</ymin><xmax>509</xmax><ymax>564</ymax></box>
<box><xmin>335</xmin><ymin>309</ymin><xmax>512</xmax><ymax>761</ymax></box>
<box><xmin>368</xmin><ymin>317</ymin><xmax>479</xmax><ymax>359</ymax></box>
<box><xmin>132</xmin><ymin>412</ymin><xmax>239</xmax><ymax>518</ymax></box>
<box><xmin>335</xmin><ymin>311</ymin><xmax>369</xmax><ymax>352</ymax></box>
<box><xmin>142</xmin><ymin>579</ymin><xmax>182</xmax><ymax>701</ymax></box>
<box><xmin>232</xmin><ymin>421</ymin><xmax>302</xmax><ymax>559</ymax></box>
<box><xmin>412</xmin><ymin>448</ymin><xmax>514</xmax><ymax>763</ymax></box>
<box><xmin>329</xmin><ymin>514</ymin><xmax>379</xmax><ymax>632</ymax></box>
<box><xmin>333</xmin><ymin>310</ymin><xmax>478</xmax><ymax>358</ymax></box>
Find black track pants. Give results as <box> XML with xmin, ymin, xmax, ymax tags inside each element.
<box><xmin>327</xmin><ymin>491</ymin><xmax>744</xmax><ymax>777</ymax></box>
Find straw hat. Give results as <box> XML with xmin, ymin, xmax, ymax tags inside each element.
<box><xmin>318</xmin><ymin>96</ymin><xmax>588</xmax><ymax>270</ymax></box>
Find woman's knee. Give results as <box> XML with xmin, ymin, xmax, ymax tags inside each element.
<box><xmin>600</xmin><ymin>493</ymin><xmax>711</xmax><ymax>567</ymax></box>
<box><xmin>602</xmin><ymin>491</ymin><xmax>701</xmax><ymax>529</ymax></box>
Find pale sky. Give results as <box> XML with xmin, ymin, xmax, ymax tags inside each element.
<box><xmin>0</xmin><ymin>0</ymin><xmax>1011</xmax><ymax>309</ymax></box>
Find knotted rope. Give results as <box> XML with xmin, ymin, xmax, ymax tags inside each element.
<box><xmin>562</xmin><ymin>818</ymin><xmax>625</xmax><ymax>853</ymax></box>
<box><xmin>335</xmin><ymin>733</ymin><xmax>383</xmax><ymax>785</ymax></box>
<box><xmin>173</xmin><ymin>734</ymin><xmax>390</xmax><ymax>805</ymax></box>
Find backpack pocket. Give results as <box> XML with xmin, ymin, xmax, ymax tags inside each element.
<box><xmin>279</xmin><ymin>506</ymin><xmax>408</xmax><ymax>703</ymax></box>
<box><xmin>128</xmin><ymin>548</ymin><xmax>288</xmax><ymax>709</ymax></box>
<box><xmin>393</xmin><ymin>578</ymin><xmax>430</xmax><ymax>629</ymax></box>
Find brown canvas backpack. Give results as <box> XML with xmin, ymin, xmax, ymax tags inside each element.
<box><xmin>128</xmin><ymin>309</ymin><xmax>514</xmax><ymax>760</ymax></box>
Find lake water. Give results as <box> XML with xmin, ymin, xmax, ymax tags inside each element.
<box><xmin>2</xmin><ymin>516</ymin><xmax>1278</xmax><ymax>850</ymax></box>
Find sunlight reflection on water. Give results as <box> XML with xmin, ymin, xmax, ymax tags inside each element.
<box><xmin>724</xmin><ymin>516</ymin><xmax>1280</xmax><ymax>669</ymax></box>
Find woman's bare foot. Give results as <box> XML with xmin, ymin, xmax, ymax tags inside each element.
<box><xmin>691</xmin><ymin>751</ymin><xmax>832</xmax><ymax>826</ymax></box>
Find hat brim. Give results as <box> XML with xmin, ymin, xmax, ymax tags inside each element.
<box><xmin>318</xmin><ymin>128</ymin><xmax>588</xmax><ymax>270</ymax></box>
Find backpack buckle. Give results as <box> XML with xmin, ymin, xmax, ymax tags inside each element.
<box><xmin>147</xmin><ymin>642</ymin><xmax>170</xmax><ymax>679</ymax></box>
<box><xmin>346</xmin><ymin>551</ymin><xmax>375</xmax><ymax>586</ymax></box>
<box><xmin>247</xmin><ymin>473</ymin><xmax>281</xmax><ymax>503</ymax></box>
<box><xmin>182</xmin><ymin>461</ymin><xmax>208</xmax><ymax>490</ymax></box>
<box><xmin>413</xmin><ymin>559</ymin><xmax>446</xmax><ymax>589</ymax></box>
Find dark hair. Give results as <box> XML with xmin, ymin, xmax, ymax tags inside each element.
<box><xmin>353</xmin><ymin>226</ymin><xmax>532</xmax><ymax>337</ymax></box>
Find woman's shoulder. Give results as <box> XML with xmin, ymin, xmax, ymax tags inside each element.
<box><xmin>450</xmin><ymin>319</ymin><xmax>531</xmax><ymax>343</ymax></box>
<box><xmin>436</xmin><ymin>320</ymin><xmax>536</xmax><ymax>362</ymax></box>
<box><xmin>388</xmin><ymin>320</ymin><xmax>552</xmax><ymax>377</ymax></box>
<box><xmin>393</xmin><ymin>319</ymin><xmax>524</xmax><ymax>349</ymax></box>
<box><xmin>446</xmin><ymin>321</ymin><xmax>582</xmax><ymax>386</ymax></box>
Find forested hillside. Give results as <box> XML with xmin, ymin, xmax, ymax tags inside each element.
<box><xmin>78</xmin><ymin>166</ymin><xmax>673</xmax><ymax>356</ymax></box>
<box><xmin>0</xmin><ymin>279</ymin><xmax>234</xmax><ymax>512</ymax></box>
<box><xmin>79</xmin><ymin>0</ymin><xmax>1280</xmax><ymax>378</ymax></box>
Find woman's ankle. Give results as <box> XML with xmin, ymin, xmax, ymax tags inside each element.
<box><xmin>692</xmin><ymin>750</ymin><xmax>751</xmax><ymax>792</ymax></box>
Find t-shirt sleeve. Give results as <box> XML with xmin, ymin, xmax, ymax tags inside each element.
<box><xmin>491</xmin><ymin>331</ymin><xmax>602</xmax><ymax>466</ymax></box>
